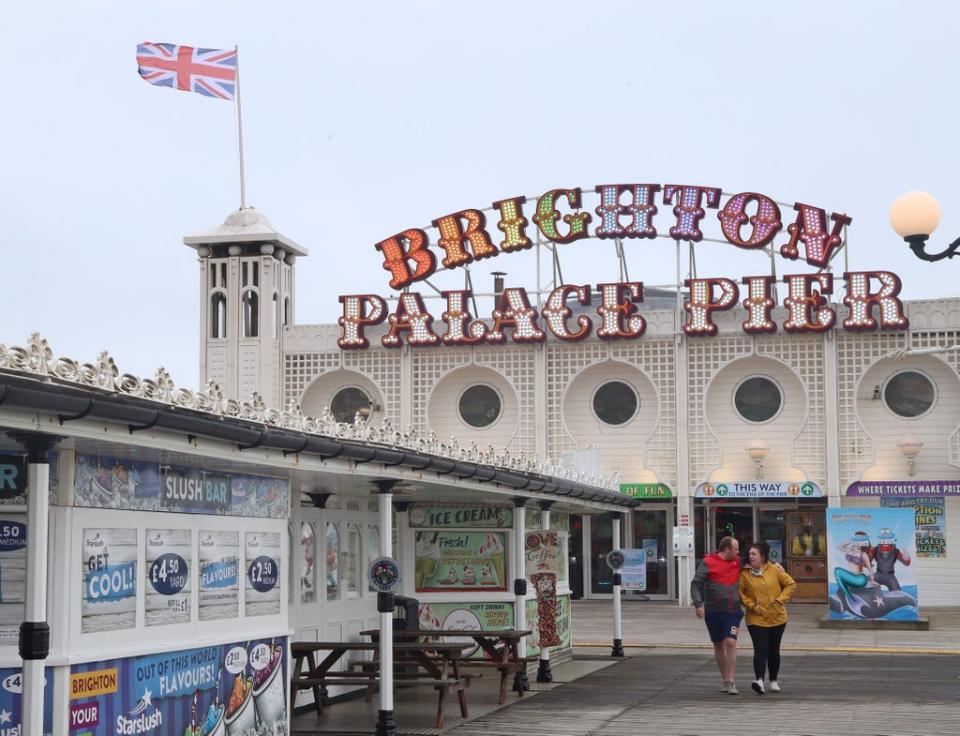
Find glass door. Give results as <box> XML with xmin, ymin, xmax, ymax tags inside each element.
<box><xmin>629</xmin><ymin>506</ymin><xmax>673</xmax><ymax>598</ymax></box>
<box><xmin>711</xmin><ymin>504</ymin><xmax>754</xmax><ymax>564</ymax></box>
<box><xmin>589</xmin><ymin>514</ymin><xmax>614</xmax><ymax>595</ymax></box>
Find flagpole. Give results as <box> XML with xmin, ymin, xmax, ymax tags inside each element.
<box><xmin>234</xmin><ymin>44</ymin><xmax>247</xmax><ymax>209</ymax></box>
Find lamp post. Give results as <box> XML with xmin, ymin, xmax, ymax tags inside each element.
<box><xmin>889</xmin><ymin>191</ymin><xmax>960</xmax><ymax>261</ymax></box>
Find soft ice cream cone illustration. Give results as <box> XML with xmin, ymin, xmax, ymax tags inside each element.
<box><xmin>479</xmin><ymin>533</ymin><xmax>504</xmax><ymax>586</ymax></box>
<box><xmin>462</xmin><ymin>565</ymin><xmax>476</xmax><ymax>585</ymax></box>
<box><xmin>480</xmin><ymin>563</ymin><xmax>495</xmax><ymax>585</ymax></box>
<box><xmin>415</xmin><ymin>532</ymin><xmax>440</xmax><ymax>589</ymax></box>
<box><xmin>438</xmin><ymin>567</ymin><xmax>459</xmax><ymax>585</ymax></box>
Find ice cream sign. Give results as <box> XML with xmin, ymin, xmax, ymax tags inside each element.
<box><xmin>338</xmin><ymin>183</ymin><xmax>910</xmax><ymax>349</ymax></box>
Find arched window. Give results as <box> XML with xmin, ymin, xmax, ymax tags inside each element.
<box><xmin>272</xmin><ymin>293</ymin><xmax>279</xmax><ymax>339</ymax></box>
<box><xmin>242</xmin><ymin>290</ymin><xmax>258</xmax><ymax>337</ymax></box>
<box><xmin>210</xmin><ymin>293</ymin><xmax>227</xmax><ymax>339</ymax></box>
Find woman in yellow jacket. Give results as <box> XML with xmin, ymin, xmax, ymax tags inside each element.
<box><xmin>739</xmin><ymin>541</ymin><xmax>797</xmax><ymax>695</ymax></box>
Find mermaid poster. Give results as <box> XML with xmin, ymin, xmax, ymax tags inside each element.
<box><xmin>826</xmin><ymin>508</ymin><xmax>919</xmax><ymax>621</ymax></box>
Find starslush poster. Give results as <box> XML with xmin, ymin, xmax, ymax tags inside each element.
<box><xmin>0</xmin><ymin>667</ymin><xmax>53</xmax><ymax>735</ymax></box>
<box><xmin>69</xmin><ymin>637</ymin><xmax>287</xmax><ymax>735</ymax></box>
<box><xmin>199</xmin><ymin>531</ymin><xmax>240</xmax><ymax>621</ymax></box>
<box><xmin>145</xmin><ymin>529</ymin><xmax>192</xmax><ymax>627</ymax></box>
<box><xmin>81</xmin><ymin>528</ymin><xmax>137</xmax><ymax>634</ymax></box>
<box><xmin>826</xmin><ymin>507</ymin><xmax>919</xmax><ymax>621</ymax></box>
<box><xmin>0</xmin><ymin>516</ymin><xmax>27</xmax><ymax>642</ymax></box>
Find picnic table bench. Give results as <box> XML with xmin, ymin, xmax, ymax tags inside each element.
<box><xmin>290</xmin><ymin>640</ymin><xmax>473</xmax><ymax>728</ymax></box>
<box><xmin>360</xmin><ymin>628</ymin><xmax>534</xmax><ymax>704</ymax></box>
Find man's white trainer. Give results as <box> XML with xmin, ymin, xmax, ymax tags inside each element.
<box><xmin>751</xmin><ymin>679</ymin><xmax>765</xmax><ymax>695</ymax></box>
<box><xmin>768</xmin><ymin>680</ymin><xmax>781</xmax><ymax>692</ymax></box>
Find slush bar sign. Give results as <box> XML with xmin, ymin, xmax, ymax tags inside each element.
<box><xmin>160</xmin><ymin>467</ymin><xmax>231</xmax><ymax>512</ymax></box>
<box><xmin>0</xmin><ymin>456</ymin><xmax>26</xmax><ymax>499</ymax></box>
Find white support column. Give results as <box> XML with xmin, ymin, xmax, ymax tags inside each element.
<box><xmin>375</xmin><ymin>482</ymin><xmax>397</xmax><ymax>736</ymax></box>
<box><xmin>13</xmin><ymin>434</ymin><xmax>58</xmax><ymax>736</ymax></box>
<box><xmin>512</xmin><ymin>498</ymin><xmax>529</xmax><ymax>692</ymax></box>
<box><xmin>535</xmin><ymin>502</ymin><xmax>553</xmax><ymax>683</ymax></box>
<box><xmin>674</xmin><ymin>327</ymin><xmax>694</xmax><ymax>607</ymax></box>
<box><xmin>610</xmin><ymin>514</ymin><xmax>624</xmax><ymax>657</ymax></box>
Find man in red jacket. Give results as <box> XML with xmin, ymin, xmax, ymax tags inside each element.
<box><xmin>690</xmin><ymin>536</ymin><xmax>743</xmax><ymax>694</ymax></box>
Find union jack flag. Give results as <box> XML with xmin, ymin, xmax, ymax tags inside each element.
<box><xmin>137</xmin><ymin>42</ymin><xmax>237</xmax><ymax>100</ymax></box>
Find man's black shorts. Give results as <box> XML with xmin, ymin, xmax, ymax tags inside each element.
<box><xmin>704</xmin><ymin>611</ymin><xmax>743</xmax><ymax>643</ymax></box>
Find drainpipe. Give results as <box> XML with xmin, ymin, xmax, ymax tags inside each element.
<box><xmin>8</xmin><ymin>433</ymin><xmax>60</xmax><ymax>736</ymax></box>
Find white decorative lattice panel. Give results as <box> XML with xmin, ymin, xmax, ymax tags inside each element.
<box><xmin>757</xmin><ymin>336</ymin><xmax>827</xmax><ymax>486</ymax></box>
<box><xmin>284</xmin><ymin>350</ymin><xmax>402</xmax><ymax>424</ymax></box>
<box><xmin>907</xmin><ymin>330</ymin><xmax>960</xmax><ymax>468</ymax></box>
<box><xmin>686</xmin><ymin>337</ymin><xmax>753</xmax><ymax>488</ymax></box>
<box><xmin>836</xmin><ymin>332</ymin><xmax>908</xmax><ymax>487</ymax></box>
<box><xmin>412</xmin><ymin>348</ymin><xmax>536</xmax><ymax>456</ymax></box>
<box><xmin>545</xmin><ymin>341</ymin><xmax>677</xmax><ymax>488</ymax></box>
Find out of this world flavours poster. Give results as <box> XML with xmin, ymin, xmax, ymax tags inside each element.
<box><xmin>826</xmin><ymin>507</ymin><xmax>919</xmax><ymax>621</ymax></box>
<box><xmin>145</xmin><ymin>529</ymin><xmax>192</xmax><ymax>627</ymax></box>
<box><xmin>69</xmin><ymin>637</ymin><xmax>287</xmax><ymax>735</ymax></box>
<box><xmin>199</xmin><ymin>532</ymin><xmax>240</xmax><ymax>622</ymax></box>
<box><xmin>0</xmin><ymin>515</ymin><xmax>27</xmax><ymax>642</ymax></box>
<box><xmin>81</xmin><ymin>528</ymin><xmax>137</xmax><ymax>634</ymax></box>
<box><xmin>244</xmin><ymin>532</ymin><xmax>281</xmax><ymax>617</ymax></box>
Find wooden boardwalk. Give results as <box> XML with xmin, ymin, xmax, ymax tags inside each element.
<box><xmin>446</xmin><ymin>652</ymin><xmax>960</xmax><ymax>736</ymax></box>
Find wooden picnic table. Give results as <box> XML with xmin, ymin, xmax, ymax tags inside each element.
<box><xmin>360</xmin><ymin>629</ymin><xmax>533</xmax><ymax>704</ymax></box>
<box><xmin>290</xmin><ymin>640</ymin><xmax>473</xmax><ymax>728</ymax></box>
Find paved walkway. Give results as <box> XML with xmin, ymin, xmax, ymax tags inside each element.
<box><xmin>446</xmin><ymin>651</ymin><xmax>960</xmax><ymax>736</ymax></box>
<box><xmin>571</xmin><ymin>600</ymin><xmax>960</xmax><ymax>653</ymax></box>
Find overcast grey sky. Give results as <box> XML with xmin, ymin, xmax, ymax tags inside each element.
<box><xmin>2</xmin><ymin>1</ymin><xmax>958</xmax><ymax>385</ymax></box>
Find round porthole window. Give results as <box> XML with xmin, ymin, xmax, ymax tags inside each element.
<box><xmin>592</xmin><ymin>381</ymin><xmax>639</xmax><ymax>426</ymax></box>
<box><xmin>884</xmin><ymin>371</ymin><xmax>936</xmax><ymax>418</ymax></box>
<box><xmin>734</xmin><ymin>376</ymin><xmax>782</xmax><ymax>423</ymax></box>
<box><xmin>330</xmin><ymin>386</ymin><xmax>371</xmax><ymax>424</ymax></box>
<box><xmin>458</xmin><ymin>385</ymin><xmax>502</xmax><ymax>428</ymax></box>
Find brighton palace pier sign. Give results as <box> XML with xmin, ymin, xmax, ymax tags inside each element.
<box><xmin>337</xmin><ymin>183</ymin><xmax>909</xmax><ymax>349</ymax></box>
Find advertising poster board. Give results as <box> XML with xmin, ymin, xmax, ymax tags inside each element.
<box><xmin>74</xmin><ymin>455</ymin><xmax>288</xmax><ymax>518</ymax></box>
<box><xmin>619</xmin><ymin>549</ymin><xmax>647</xmax><ymax>591</ymax></box>
<box><xmin>525</xmin><ymin>595</ymin><xmax>572</xmax><ymax>656</ymax></box>
<box><xmin>826</xmin><ymin>507</ymin><xmax>918</xmax><ymax>621</ymax></box>
<box><xmin>198</xmin><ymin>531</ymin><xmax>240</xmax><ymax>622</ymax></box>
<box><xmin>414</xmin><ymin>531</ymin><xmax>506</xmax><ymax>592</ymax></box>
<box><xmin>880</xmin><ymin>496</ymin><xmax>946</xmax><ymax>558</ymax></box>
<box><xmin>145</xmin><ymin>529</ymin><xmax>192</xmax><ymax>627</ymax></box>
<box><xmin>81</xmin><ymin>528</ymin><xmax>137</xmax><ymax>634</ymax></box>
<box><xmin>417</xmin><ymin>602</ymin><xmax>513</xmax><ymax>658</ymax></box>
<box><xmin>245</xmin><ymin>532</ymin><xmax>281</xmax><ymax>617</ymax></box>
<box><xmin>0</xmin><ymin>667</ymin><xmax>53</xmax><ymax>735</ymax></box>
<box><xmin>0</xmin><ymin>515</ymin><xmax>26</xmax><ymax>642</ymax></box>
<box><xmin>69</xmin><ymin>637</ymin><xmax>287</xmax><ymax>735</ymax></box>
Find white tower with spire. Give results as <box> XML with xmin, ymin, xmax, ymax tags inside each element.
<box><xmin>184</xmin><ymin>208</ymin><xmax>307</xmax><ymax>406</ymax></box>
